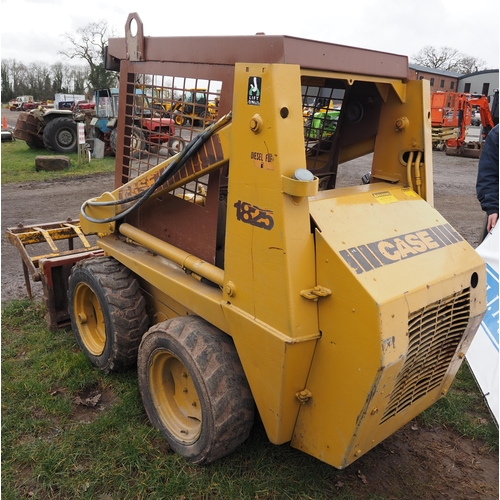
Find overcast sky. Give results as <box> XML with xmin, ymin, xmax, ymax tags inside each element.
<box><xmin>1</xmin><ymin>0</ymin><xmax>499</xmax><ymax>70</ymax></box>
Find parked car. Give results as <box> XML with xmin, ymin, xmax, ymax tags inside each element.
<box><xmin>72</xmin><ymin>100</ymin><xmax>95</xmax><ymax>112</ymax></box>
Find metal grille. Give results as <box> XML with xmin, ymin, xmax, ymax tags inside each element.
<box><xmin>302</xmin><ymin>78</ymin><xmax>345</xmax><ymax>182</ymax></box>
<box><xmin>121</xmin><ymin>72</ymin><xmax>222</xmax><ymax>185</ymax></box>
<box><xmin>380</xmin><ymin>288</ymin><xmax>471</xmax><ymax>424</ymax></box>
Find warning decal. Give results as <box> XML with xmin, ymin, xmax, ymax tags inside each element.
<box><xmin>247</xmin><ymin>77</ymin><xmax>262</xmax><ymax>106</ymax></box>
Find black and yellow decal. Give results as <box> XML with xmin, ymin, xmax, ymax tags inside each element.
<box><xmin>372</xmin><ymin>191</ymin><xmax>398</xmax><ymax>204</ymax></box>
<box><xmin>234</xmin><ymin>200</ymin><xmax>274</xmax><ymax>230</ymax></box>
<box><xmin>339</xmin><ymin>224</ymin><xmax>463</xmax><ymax>274</ymax></box>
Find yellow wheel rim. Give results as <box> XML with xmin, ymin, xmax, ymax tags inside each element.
<box><xmin>150</xmin><ymin>349</ymin><xmax>202</xmax><ymax>443</ymax></box>
<box><xmin>73</xmin><ymin>283</ymin><xmax>106</xmax><ymax>356</ymax></box>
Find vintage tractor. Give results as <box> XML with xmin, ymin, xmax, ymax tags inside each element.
<box><xmin>9</xmin><ymin>95</ymin><xmax>38</xmax><ymax>111</ymax></box>
<box><xmin>13</xmin><ymin>107</ymin><xmax>87</xmax><ymax>153</ymax></box>
<box><xmin>88</xmin><ymin>87</ymin><xmax>185</xmax><ymax>157</ymax></box>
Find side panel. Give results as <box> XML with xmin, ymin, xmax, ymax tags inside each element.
<box><xmin>222</xmin><ymin>63</ymin><xmax>321</xmax><ymax>442</ymax></box>
<box><xmin>223</xmin><ymin>63</ymin><xmax>318</xmax><ymax>336</ymax></box>
<box><xmin>291</xmin><ymin>184</ymin><xmax>486</xmax><ymax>468</ymax></box>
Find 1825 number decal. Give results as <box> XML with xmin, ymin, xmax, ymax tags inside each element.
<box><xmin>234</xmin><ymin>200</ymin><xmax>274</xmax><ymax>230</ymax></box>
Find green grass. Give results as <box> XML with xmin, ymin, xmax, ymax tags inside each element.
<box><xmin>0</xmin><ymin>300</ymin><xmax>353</xmax><ymax>500</ymax></box>
<box><xmin>1</xmin><ymin>300</ymin><xmax>498</xmax><ymax>500</ymax></box>
<box><xmin>417</xmin><ymin>360</ymin><xmax>499</xmax><ymax>449</ymax></box>
<box><xmin>1</xmin><ymin>137</ymin><xmax>115</xmax><ymax>184</ymax></box>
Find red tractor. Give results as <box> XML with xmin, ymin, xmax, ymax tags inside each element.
<box><xmin>88</xmin><ymin>88</ymin><xmax>185</xmax><ymax>158</ymax></box>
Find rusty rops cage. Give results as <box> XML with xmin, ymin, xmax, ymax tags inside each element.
<box><xmin>118</xmin><ymin>73</ymin><xmax>222</xmax><ymax>182</ymax></box>
<box><xmin>104</xmin><ymin>12</ymin><xmax>409</xmax><ymax>268</ymax></box>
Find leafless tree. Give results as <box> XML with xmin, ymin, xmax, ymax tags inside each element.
<box><xmin>60</xmin><ymin>20</ymin><xmax>118</xmax><ymax>93</ymax></box>
<box><xmin>25</xmin><ymin>63</ymin><xmax>51</xmax><ymax>98</ymax></box>
<box><xmin>411</xmin><ymin>46</ymin><xmax>487</xmax><ymax>74</ymax></box>
<box><xmin>1</xmin><ymin>59</ymin><xmax>91</xmax><ymax>102</ymax></box>
<box><xmin>458</xmin><ymin>56</ymin><xmax>487</xmax><ymax>75</ymax></box>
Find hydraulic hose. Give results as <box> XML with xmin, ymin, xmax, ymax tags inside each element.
<box><xmin>80</xmin><ymin>112</ymin><xmax>232</xmax><ymax>224</ymax></box>
<box><xmin>414</xmin><ymin>150</ymin><xmax>422</xmax><ymax>197</ymax></box>
<box><xmin>406</xmin><ymin>151</ymin><xmax>414</xmax><ymax>191</ymax></box>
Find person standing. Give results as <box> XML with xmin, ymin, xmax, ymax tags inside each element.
<box><xmin>476</xmin><ymin>124</ymin><xmax>499</xmax><ymax>241</ymax></box>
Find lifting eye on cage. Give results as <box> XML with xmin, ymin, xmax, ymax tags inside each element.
<box><xmin>346</xmin><ymin>102</ymin><xmax>364</xmax><ymax>123</ymax></box>
<box><xmin>129</xmin><ymin>18</ymin><xmax>138</xmax><ymax>37</ymax></box>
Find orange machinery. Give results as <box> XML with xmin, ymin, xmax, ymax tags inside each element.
<box><xmin>431</xmin><ymin>91</ymin><xmax>495</xmax><ymax>157</ymax></box>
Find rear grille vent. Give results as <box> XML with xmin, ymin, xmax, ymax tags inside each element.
<box><xmin>380</xmin><ymin>288</ymin><xmax>471</xmax><ymax>424</ymax></box>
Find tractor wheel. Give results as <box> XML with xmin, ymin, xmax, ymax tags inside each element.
<box><xmin>168</xmin><ymin>136</ymin><xmax>186</xmax><ymax>157</ymax></box>
<box><xmin>130</xmin><ymin>126</ymin><xmax>146</xmax><ymax>158</ymax></box>
<box><xmin>85</xmin><ymin>128</ymin><xmax>104</xmax><ymax>155</ymax></box>
<box><xmin>86</xmin><ymin>127</ymin><xmax>105</xmax><ymax>143</ymax></box>
<box><xmin>68</xmin><ymin>256</ymin><xmax>149</xmax><ymax>372</ymax></box>
<box><xmin>26</xmin><ymin>136</ymin><xmax>45</xmax><ymax>149</ymax></box>
<box><xmin>174</xmin><ymin>113</ymin><xmax>186</xmax><ymax>127</ymax></box>
<box><xmin>42</xmin><ymin>117</ymin><xmax>78</xmax><ymax>153</ymax></box>
<box><xmin>137</xmin><ymin>316</ymin><xmax>255</xmax><ymax>464</ymax></box>
<box><xmin>109</xmin><ymin>128</ymin><xmax>118</xmax><ymax>155</ymax></box>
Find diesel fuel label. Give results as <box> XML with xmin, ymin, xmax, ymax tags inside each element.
<box><xmin>339</xmin><ymin>223</ymin><xmax>463</xmax><ymax>274</ymax></box>
<box><xmin>251</xmin><ymin>151</ymin><xmax>274</xmax><ymax>170</ymax></box>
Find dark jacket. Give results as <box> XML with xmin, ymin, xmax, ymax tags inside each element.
<box><xmin>476</xmin><ymin>124</ymin><xmax>499</xmax><ymax>216</ymax></box>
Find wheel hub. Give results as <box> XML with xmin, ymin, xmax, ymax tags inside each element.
<box><xmin>73</xmin><ymin>283</ymin><xmax>106</xmax><ymax>356</ymax></box>
<box><xmin>150</xmin><ymin>349</ymin><xmax>202</xmax><ymax>444</ymax></box>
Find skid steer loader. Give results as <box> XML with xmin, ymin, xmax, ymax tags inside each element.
<box><xmin>7</xmin><ymin>13</ymin><xmax>486</xmax><ymax>469</ymax></box>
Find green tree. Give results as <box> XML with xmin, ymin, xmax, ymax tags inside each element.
<box><xmin>69</xmin><ymin>67</ymin><xmax>88</xmax><ymax>95</ymax></box>
<box><xmin>51</xmin><ymin>63</ymin><xmax>66</xmax><ymax>94</ymax></box>
<box><xmin>60</xmin><ymin>20</ymin><xmax>118</xmax><ymax>94</ymax></box>
<box><xmin>1</xmin><ymin>59</ymin><xmax>14</xmax><ymax>102</ymax></box>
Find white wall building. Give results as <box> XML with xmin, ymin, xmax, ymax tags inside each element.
<box><xmin>457</xmin><ymin>69</ymin><xmax>498</xmax><ymax>99</ymax></box>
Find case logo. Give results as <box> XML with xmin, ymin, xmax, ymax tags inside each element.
<box><xmin>339</xmin><ymin>224</ymin><xmax>463</xmax><ymax>274</ymax></box>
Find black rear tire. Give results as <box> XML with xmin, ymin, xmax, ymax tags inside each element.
<box><xmin>42</xmin><ymin>117</ymin><xmax>78</xmax><ymax>153</ymax></box>
<box><xmin>130</xmin><ymin>126</ymin><xmax>146</xmax><ymax>159</ymax></box>
<box><xmin>68</xmin><ymin>256</ymin><xmax>149</xmax><ymax>372</ymax></box>
<box><xmin>26</xmin><ymin>136</ymin><xmax>45</xmax><ymax>149</ymax></box>
<box><xmin>137</xmin><ymin>316</ymin><xmax>255</xmax><ymax>464</ymax></box>
<box><xmin>110</xmin><ymin>128</ymin><xmax>118</xmax><ymax>155</ymax></box>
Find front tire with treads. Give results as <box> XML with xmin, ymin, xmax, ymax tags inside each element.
<box><xmin>68</xmin><ymin>256</ymin><xmax>149</xmax><ymax>372</ymax></box>
<box><xmin>137</xmin><ymin>316</ymin><xmax>255</xmax><ymax>464</ymax></box>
